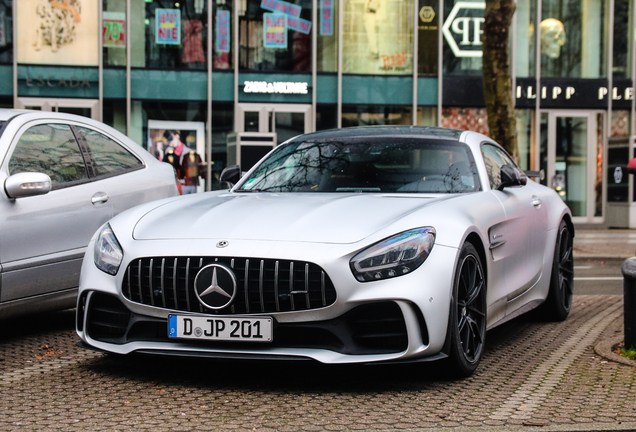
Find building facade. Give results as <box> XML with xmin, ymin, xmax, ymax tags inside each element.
<box><xmin>1</xmin><ymin>0</ymin><xmax>635</xmax><ymax>225</ymax></box>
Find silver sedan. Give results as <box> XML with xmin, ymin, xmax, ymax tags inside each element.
<box><xmin>76</xmin><ymin>126</ymin><xmax>572</xmax><ymax>377</ymax></box>
<box><xmin>0</xmin><ymin>109</ymin><xmax>179</xmax><ymax>319</ymax></box>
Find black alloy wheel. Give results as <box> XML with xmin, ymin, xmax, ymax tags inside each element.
<box><xmin>448</xmin><ymin>242</ymin><xmax>486</xmax><ymax>377</ymax></box>
<box><xmin>542</xmin><ymin>220</ymin><xmax>573</xmax><ymax>321</ymax></box>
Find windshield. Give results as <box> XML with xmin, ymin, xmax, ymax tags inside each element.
<box><xmin>237</xmin><ymin>138</ymin><xmax>481</xmax><ymax>193</ymax></box>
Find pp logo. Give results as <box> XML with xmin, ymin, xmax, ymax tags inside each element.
<box><xmin>614</xmin><ymin>167</ymin><xmax>623</xmax><ymax>184</ymax></box>
<box><xmin>442</xmin><ymin>1</ymin><xmax>485</xmax><ymax>58</ymax></box>
<box><xmin>419</xmin><ymin>6</ymin><xmax>435</xmax><ymax>23</ymax></box>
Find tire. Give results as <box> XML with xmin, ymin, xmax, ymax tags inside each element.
<box><xmin>540</xmin><ymin>219</ymin><xmax>574</xmax><ymax>321</ymax></box>
<box><xmin>447</xmin><ymin>242</ymin><xmax>487</xmax><ymax>377</ymax></box>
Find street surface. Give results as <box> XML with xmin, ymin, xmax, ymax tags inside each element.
<box><xmin>0</xmin><ymin>260</ymin><xmax>634</xmax><ymax>431</ymax></box>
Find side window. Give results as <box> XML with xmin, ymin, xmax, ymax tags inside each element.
<box><xmin>481</xmin><ymin>144</ymin><xmax>512</xmax><ymax>190</ymax></box>
<box><xmin>8</xmin><ymin>124</ymin><xmax>88</xmax><ymax>187</ymax></box>
<box><xmin>77</xmin><ymin>127</ymin><xmax>143</xmax><ymax>177</ymax></box>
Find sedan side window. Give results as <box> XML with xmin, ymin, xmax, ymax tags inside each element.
<box><xmin>481</xmin><ymin>144</ymin><xmax>518</xmax><ymax>190</ymax></box>
<box><xmin>77</xmin><ymin>126</ymin><xmax>143</xmax><ymax>177</ymax></box>
<box><xmin>8</xmin><ymin>124</ymin><xmax>88</xmax><ymax>187</ymax></box>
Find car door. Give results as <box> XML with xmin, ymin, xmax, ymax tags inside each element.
<box><xmin>0</xmin><ymin>121</ymin><xmax>113</xmax><ymax>302</ymax></box>
<box><xmin>481</xmin><ymin>143</ymin><xmax>549</xmax><ymax>305</ymax></box>
<box><xmin>73</xmin><ymin>125</ymin><xmax>171</xmax><ymax>216</ymax></box>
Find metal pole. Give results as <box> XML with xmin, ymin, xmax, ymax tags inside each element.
<box><xmin>206</xmin><ymin>0</ymin><xmax>213</xmax><ymax>191</ymax></box>
<box><xmin>622</xmin><ymin>258</ymin><xmax>636</xmax><ymax>349</ymax></box>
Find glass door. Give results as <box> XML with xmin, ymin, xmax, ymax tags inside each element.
<box><xmin>540</xmin><ymin>110</ymin><xmax>604</xmax><ymax>223</ymax></box>
<box><xmin>16</xmin><ymin>98</ymin><xmax>99</xmax><ymax>120</ymax></box>
<box><xmin>237</xmin><ymin>103</ymin><xmax>312</xmax><ymax>144</ymax></box>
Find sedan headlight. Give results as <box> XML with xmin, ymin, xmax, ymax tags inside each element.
<box><xmin>94</xmin><ymin>224</ymin><xmax>123</xmax><ymax>275</ymax></box>
<box><xmin>350</xmin><ymin>227</ymin><xmax>435</xmax><ymax>282</ymax></box>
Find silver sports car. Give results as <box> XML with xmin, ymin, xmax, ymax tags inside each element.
<box><xmin>76</xmin><ymin>126</ymin><xmax>573</xmax><ymax>376</ymax></box>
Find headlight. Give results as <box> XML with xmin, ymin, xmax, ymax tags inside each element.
<box><xmin>350</xmin><ymin>227</ymin><xmax>435</xmax><ymax>282</ymax></box>
<box><xmin>94</xmin><ymin>224</ymin><xmax>123</xmax><ymax>275</ymax></box>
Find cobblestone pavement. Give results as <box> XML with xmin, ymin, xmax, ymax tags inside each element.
<box><xmin>1</xmin><ymin>295</ymin><xmax>635</xmax><ymax>431</ymax></box>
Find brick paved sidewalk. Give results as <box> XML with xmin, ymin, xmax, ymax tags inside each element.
<box><xmin>0</xmin><ymin>296</ymin><xmax>635</xmax><ymax>431</ymax></box>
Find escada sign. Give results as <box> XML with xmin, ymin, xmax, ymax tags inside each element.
<box><xmin>25</xmin><ymin>75</ymin><xmax>91</xmax><ymax>88</ymax></box>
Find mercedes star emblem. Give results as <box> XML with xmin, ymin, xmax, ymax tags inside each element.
<box><xmin>217</xmin><ymin>240</ymin><xmax>229</xmax><ymax>248</ymax></box>
<box><xmin>193</xmin><ymin>264</ymin><xmax>237</xmax><ymax>310</ymax></box>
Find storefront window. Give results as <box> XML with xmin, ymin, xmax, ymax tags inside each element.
<box><xmin>515</xmin><ymin>0</ymin><xmax>536</xmax><ymax>78</ymax></box>
<box><xmin>103</xmin><ymin>99</ymin><xmax>127</xmax><ymax>135</ymax></box>
<box><xmin>612</xmin><ymin>0</ymin><xmax>632</xmax><ymax>77</ymax></box>
<box><xmin>417</xmin><ymin>106</ymin><xmax>437</xmax><ymax>126</ymax></box>
<box><xmin>318</xmin><ymin>0</ymin><xmax>338</xmax><ymax>72</ymax></box>
<box><xmin>342</xmin><ymin>105</ymin><xmax>412</xmax><ymax>126</ymax></box>
<box><xmin>516</xmin><ymin>110</ymin><xmax>534</xmax><ymax>170</ymax></box>
<box><xmin>441</xmin><ymin>107</ymin><xmax>489</xmax><ymax>134</ymax></box>
<box><xmin>541</xmin><ymin>0</ymin><xmax>606</xmax><ymax>78</ymax></box>
<box><xmin>239</xmin><ymin>0</ymin><xmax>311</xmax><ymax>72</ymax></box>
<box><xmin>342</xmin><ymin>0</ymin><xmax>414</xmax><ymax>75</ymax></box>
<box><xmin>317</xmin><ymin>104</ymin><xmax>338</xmax><ymax>130</ymax></box>
<box><xmin>443</xmin><ymin>0</ymin><xmax>483</xmax><ymax>76</ymax></box>
<box><xmin>417</xmin><ymin>0</ymin><xmax>439</xmax><ymax>76</ymax></box>
<box><xmin>214</xmin><ymin>1</ymin><xmax>233</xmax><ymax>70</ymax></box>
<box><xmin>595</xmin><ymin>113</ymin><xmax>604</xmax><ymax>216</ymax></box>
<box><xmin>132</xmin><ymin>0</ymin><xmax>209</xmax><ymax>70</ymax></box>
<box><xmin>103</xmin><ymin>0</ymin><xmax>126</xmax><ymax>67</ymax></box>
<box><xmin>0</xmin><ymin>0</ymin><xmax>13</xmax><ymax>65</ymax></box>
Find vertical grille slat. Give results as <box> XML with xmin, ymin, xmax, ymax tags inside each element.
<box><xmin>274</xmin><ymin>260</ymin><xmax>280</xmax><ymax>312</ymax></box>
<box><xmin>244</xmin><ymin>259</ymin><xmax>250</xmax><ymax>313</ymax></box>
<box><xmin>123</xmin><ymin>256</ymin><xmax>336</xmax><ymax>315</ymax></box>
<box><xmin>149</xmin><ymin>258</ymin><xmax>155</xmax><ymax>306</ymax></box>
<box><xmin>259</xmin><ymin>260</ymin><xmax>265</xmax><ymax>313</ymax></box>
<box><xmin>172</xmin><ymin>258</ymin><xmax>179</xmax><ymax>310</ymax></box>
<box><xmin>304</xmin><ymin>263</ymin><xmax>311</xmax><ymax>309</ymax></box>
<box><xmin>160</xmin><ymin>258</ymin><xmax>166</xmax><ymax>308</ymax></box>
<box><xmin>137</xmin><ymin>260</ymin><xmax>143</xmax><ymax>303</ymax></box>
<box><xmin>185</xmin><ymin>258</ymin><xmax>191</xmax><ymax>311</ymax></box>
<box><xmin>289</xmin><ymin>262</ymin><xmax>295</xmax><ymax>311</ymax></box>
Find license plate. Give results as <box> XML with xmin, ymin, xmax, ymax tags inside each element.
<box><xmin>168</xmin><ymin>314</ymin><xmax>272</xmax><ymax>342</ymax></box>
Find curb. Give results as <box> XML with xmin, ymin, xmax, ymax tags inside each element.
<box><xmin>594</xmin><ymin>335</ymin><xmax>636</xmax><ymax>367</ymax></box>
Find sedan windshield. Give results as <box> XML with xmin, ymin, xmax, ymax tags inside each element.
<box><xmin>238</xmin><ymin>138</ymin><xmax>481</xmax><ymax>193</ymax></box>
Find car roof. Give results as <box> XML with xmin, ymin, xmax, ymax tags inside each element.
<box><xmin>289</xmin><ymin>125</ymin><xmax>467</xmax><ymax>142</ymax></box>
<box><xmin>0</xmin><ymin>109</ymin><xmax>32</xmax><ymax>122</ymax></box>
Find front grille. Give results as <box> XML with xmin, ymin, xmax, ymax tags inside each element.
<box><xmin>122</xmin><ymin>257</ymin><xmax>337</xmax><ymax>314</ymax></box>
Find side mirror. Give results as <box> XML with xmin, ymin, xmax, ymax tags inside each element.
<box><xmin>5</xmin><ymin>172</ymin><xmax>52</xmax><ymax>199</ymax></box>
<box><xmin>219</xmin><ymin>165</ymin><xmax>242</xmax><ymax>188</ymax></box>
<box><xmin>497</xmin><ymin>165</ymin><xmax>527</xmax><ymax>191</ymax></box>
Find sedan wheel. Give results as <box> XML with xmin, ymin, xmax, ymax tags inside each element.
<box><xmin>448</xmin><ymin>242</ymin><xmax>486</xmax><ymax>377</ymax></box>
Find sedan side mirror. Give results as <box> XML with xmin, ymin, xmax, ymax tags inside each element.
<box><xmin>5</xmin><ymin>172</ymin><xmax>52</xmax><ymax>199</ymax></box>
<box><xmin>219</xmin><ymin>165</ymin><xmax>242</xmax><ymax>188</ymax></box>
<box><xmin>497</xmin><ymin>165</ymin><xmax>527</xmax><ymax>191</ymax></box>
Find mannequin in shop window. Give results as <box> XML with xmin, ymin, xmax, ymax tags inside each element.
<box><xmin>364</xmin><ymin>0</ymin><xmax>381</xmax><ymax>59</ymax></box>
<box><xmin>163</xmin><ymin>130</ymin><xmax>193</xmax><ymax>192</ymax></box>
<box><xmin>181</xmin><ymin>150</ymin><xmax>206</xmax><ymax>194</ymax></box>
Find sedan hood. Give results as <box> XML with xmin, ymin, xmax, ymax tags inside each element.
<box><xmin>133</xmin><ymin>193</ymin><xmax>451</xmax><ymax>244</ymax></box>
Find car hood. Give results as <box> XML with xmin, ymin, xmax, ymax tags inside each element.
<box><xmin>132</xmin><ymin>192</ymin><xmax>452</xmax><ymax>244</ymax></box>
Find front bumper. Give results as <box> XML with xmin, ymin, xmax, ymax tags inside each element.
<box><xmin>77</xmin><ymin>237</ymin><xmax>458</xmax><ymax>364</ymax></box>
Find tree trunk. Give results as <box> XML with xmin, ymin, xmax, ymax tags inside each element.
<box><xmin>482</xmin><ymin>0</ymin><xmax>518</xmax><ymax>161</ymax></box>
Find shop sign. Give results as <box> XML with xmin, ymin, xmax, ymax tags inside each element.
<box><xmin>103</xmin><ymin>12</ymin><xmax>125</xmax><ymax>48</ymax></box>
<box><xmin>263</xmin><ymin>14</ymin><xmax>287</xmax><ymax>48</ymax></box>
<box><xmin>216</xmin><ymin>11</ymin><xmax>230</xmax><ymax>53</ymax></box>
<box><xmin>17</xmin><ymin>0</ymin><xmax>99</xmax><ymax>66</ymax></box>
<box><xmin>261</xmin><ymin>0</ymin><xmax>302</xmax><ymax>17</ymax></box>
<box><xmin>243</xmin><ymin>81</ymin><xmax>308</xmax><ymax>94</ymax></box>
<box><xmin>25</xmin><ymin>74</ymin><xmax>91</xmax><ymax>88</ymax></box>
<box><xmin>156</xmin><ymin>9</ymin><xmax>181</xmax><ymax>45</ymax></box>
<box><xmin>442</xmin><ymin>2</ymin><xmax>485</xmax><ymax>58</ymax></box>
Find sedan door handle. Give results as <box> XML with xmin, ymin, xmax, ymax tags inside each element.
<box><xmin>91</xmin><ymin>192</ymin><xmax>109</xmax><ymax>205</ymax></box>
<box><xmin>531</xmin><ymin>196</ymin><xmax>542</xmax><ymax>207</ymax></box>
